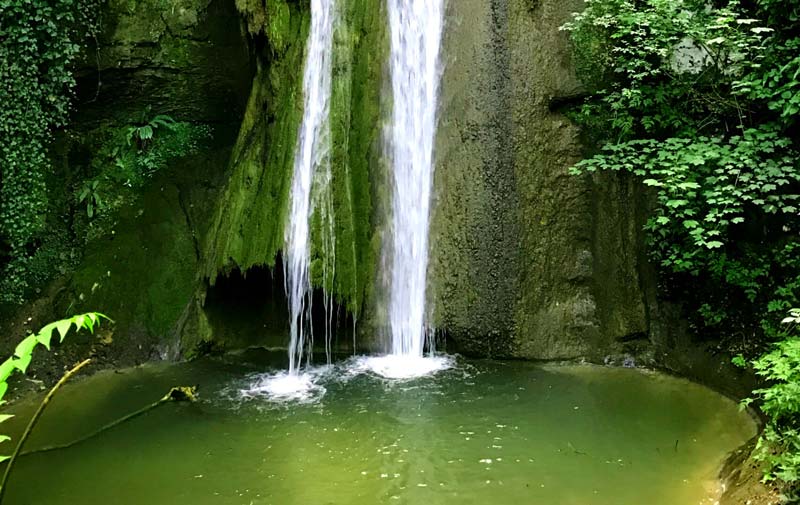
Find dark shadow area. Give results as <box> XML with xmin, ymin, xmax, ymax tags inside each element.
<box><xmin>203</xmin><ymin>256</ymin><xmax>356</xmax><ymax>356</ymax></box>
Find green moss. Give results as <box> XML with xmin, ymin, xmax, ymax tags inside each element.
<box><xmin>266</xmin><ymin>0</ymin><xmax>293</xmax><ymax>53</ymax></box>
<box><xmin>68</xmin><ymin>180</ymin><xmax>197</xmax><ymax>341</ymax></box>
<box><xmin>206</xmin><ymin>0</ymin><xmax>387</xmax><ymax>320</ymax></box>
<box><xmin>204</xmin><ymin>2</ymin><xmax>309</xmax><ymax>280</ymax></box>
<box><xmin>321</xmin><ymin>0</ymin><xmax>388</xmax><ymax>316</ymax></box>
<box><xmin>236</xmin><ymin>0</ymin><xmax>293</xmax><ymax>52</ymax></box>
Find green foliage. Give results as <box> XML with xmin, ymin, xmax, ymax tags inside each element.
<box><xmin>562</xmin><ymin>0</ymin><xmax>769</xmax><ymax>140</ymax></box>
<box><xmin>563</xmin><ymin>0</ymin><xmax>800</xmax><ymax>350</ymax></box>
<box><xmin>742</xmin><ymin>310</ymin><xmax>800</xmax><ymax>488</ymax></box>
<box><xmin>574</xmin><ymin>127</ymin><xmax>800</xmax><ymax>273</ymax></box>
<box><xmin>0</xmin><ymin>108</ymin><xmax>210</xmax><ymax>303</ymax></box>
<box><xmin>78</xmin><ymin>180</ymin><xmax>103</xmax><ymax>219</ymax></box>
<box><xmin>0</xmin><ymin>0</ymin><xmax>99</xmax><ymax>303</ymax></box>
<box><xmin>0</xmin><ymin>313</ymin><xmax>108</xmax><ymax>461</ymax></box>
<box><xmin>84</xmin><ymin>112</ymin><xmax>210</xmax><ymax>213</ymax></box>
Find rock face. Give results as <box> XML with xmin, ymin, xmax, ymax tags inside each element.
<box><xmin>0</xmin><ymin>0</ymin><xmax>253</xmax><ymax>366</ymax></box>
<box><xmin>74</xmin><ymin>0</ymin><xmax>252</xmax><ymax>123</ymax></box>
<box><xmin>430</xmin><ymin>0</ymin><xmax>650</xmax><ymax>360</ymax></box>
<box><xmin>427</xmin><ymin>0</ymin><xmax>754</xmax><ymax>399</ymax></box>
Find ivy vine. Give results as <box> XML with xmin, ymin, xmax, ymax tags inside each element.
<box><xmin>0</xmin><ymin>0</ymin><xmax>99</xmax><ymax>303</ymax></box>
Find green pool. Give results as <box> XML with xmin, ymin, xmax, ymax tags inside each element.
<box><xmin>4</xmin><ymin>354</ymin><xmax>755</xmax><ymax>505</ymax></box>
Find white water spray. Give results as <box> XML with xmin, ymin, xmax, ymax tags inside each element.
<box><xmin>284</xmin><ymin>0</ymin><xmax>336</xmax><ymax>377</ymax></box>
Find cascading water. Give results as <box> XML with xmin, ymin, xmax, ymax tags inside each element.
<box><xmin>386</xmin><ymin>0</ymin><xmax>444</xmax><ymax>357</ymax></box>
<box><xmin>285</xmin><ymin>0</ymin><xmax>336</xmax><ymax>374</ymax></box>
<box><xmin>360</xmin><ymin>0</ymin><xmax>452</xmax><ymax>379</ymax></box>
<box><xmin>243</xmin><ymin>0</ymin><xmax>336</xmax><ymax>400</ymax></box>
<box><xmin>246</xmin><ymin>0</ymin><xmax>451</xmax><ymax>390</ymax></box>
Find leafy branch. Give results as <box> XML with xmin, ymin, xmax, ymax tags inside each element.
<box><xmin>0</xmin><ymin>313</ymin><xmax>110</xmax><ymax>460</ymax></box>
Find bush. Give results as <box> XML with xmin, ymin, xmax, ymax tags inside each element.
<box><xmin>743</xmin><ymin>310</ymin><xmax>800</xmax><ymax>488</ymax></box>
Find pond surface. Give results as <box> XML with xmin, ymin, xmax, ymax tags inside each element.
<box><xmin>5</xmin><ymin>353</ymin><xmax>755</xmax><ymax>505</ymax></box>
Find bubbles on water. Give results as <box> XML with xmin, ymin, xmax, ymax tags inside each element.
<box><xmin>230</xmin><ymin>354</ymin><xmax>458</xmax><ymax>406</ymax></box>
<box><xmin>347</xmin><ymin>354</ymin><xmax>455</xmax><ymax>380</ymax></box>
<box><xmin>239</xmin><ymin>368</ymin><xmax>328</xmax><ymax>403</ymax></box>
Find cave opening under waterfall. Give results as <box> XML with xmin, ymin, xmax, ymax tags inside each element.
<box><xmin>203</xmin><ymin>257</ymin><xmax>356</xmax><ymax>360</ymax></box>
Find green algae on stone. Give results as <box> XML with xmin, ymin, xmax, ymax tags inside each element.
<box><xmin>204</xmin><ymin>2</ymin><xmax>310</xmax><ymax>281</ymax></box>
<box><xmin>322</xmin><ymin>0</ymin><xmax>388</xmax><ymax>316</ymax></box>
<box><xmin>205</xmin><ymin>0</ymin><xmax>387</xmax><ymax>321</ymax></box>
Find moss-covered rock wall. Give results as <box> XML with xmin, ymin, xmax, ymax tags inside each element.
<box><xmin>202</xmin><ymin>2</ymin><xmax>309</xmax><ymax>284</ymax></box>
<box><xmin>198</xmin><ymin>0</ymin><xmax>387</xmax><ymax>352</ymax></box>
<box><xmin>0</xmin><ymin>0</ymin><xmax>252</xmax><ymax>370</ymax></box>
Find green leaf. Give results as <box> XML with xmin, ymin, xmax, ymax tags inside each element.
<box><xmin>14</xmin><ymin>335</ymin><xmax>37</xmax><ymax>360</ymax></box>
<box><xmin>0</xmin><ymin>382</ymin><xmax>8</xmax><ymax>403</ymax></box>
<box><xmin>14</xmin><ymin>354</ymin><xmax>32</xmax><ymax>373</ymax></box>
<box><xmin>56</xmin><ymin>319</ymin><xmax>73</xmax><ymax>342</ymax></box>
<box><xmin>73</xmin><ymin>314</ymin><xmax>86</xmax><ymax>330</ymax></box>
<box><xmin>139</xmin><ymin>125</ymin><xmax>153</xmax><ymax>140</ymax></box>
<box><xmin>0</xmin><ymin>415</ymin><xmax>15</xmax><ymax>424</ymax></box>
<box><xmin>0</xmin><ymin>361</ymin><xmax>16</xmax><ymax>383</ymax></box>
<box><xmin>36</xmin><ymin>322</ymin><xmax>57</xmax><ymax>350</ymax></box>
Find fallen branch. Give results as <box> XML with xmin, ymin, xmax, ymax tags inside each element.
<box><xmin>21</xmin><ymin>386</ymin><xmax>198</xmax><ymax>457</ymax></box>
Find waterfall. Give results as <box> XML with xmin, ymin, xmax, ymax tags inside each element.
<box><xmin>386</xmin><ymin>0</ymin><xmax>445</xmax><ymax>357</ymax></box>
<box><xmin>284</xmin><ymin>0</ymin><xmax>336</xmax><ymax>375</ymax></box>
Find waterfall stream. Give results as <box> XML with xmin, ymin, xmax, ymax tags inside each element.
<box><xmin>244</xmin><ymin>0</ymin><xmax>337</xmax><ymax>401</ymax></box>
<box><xmin>284</xmin><ymin>0</ymin><xmax>336</xmax><ymax>376</ymax></box>
<box><xmin>386</xmin><ymin>0</ymin><xmax>445</xmax><ymax>357</ymax></box>
<box><xmin>355</xmin><ymin>0</ymin><xmax>452</xmax><ymax>379</ymax></box>
<box><xmin>251</xmin><ymin>0</ymin><xmax>450</xmax><ymax>394</ymax></box>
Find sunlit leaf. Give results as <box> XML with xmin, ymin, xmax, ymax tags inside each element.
<box><xmin>14</xmin><ymin>354</ymin><xmax>32</xmax><ymax>373</ymax></box>
<box><xmin>36</xmin><ymin>322</ymin><xmax>58</xmax><ymax>350</ymax></box>
<box><xmin>14</xmin><ymin>336</ymin><xmax>37</xmax><ymax>360</ymax></box>
<box><xmin>56</xmin><ymin>319</ymin><xmax>73</xmax><ymax>342</ymax></box>
<box><xmin>0</xmin><ymin>361</ymin><xmax>16</xmax><ymax>383</ymax></box>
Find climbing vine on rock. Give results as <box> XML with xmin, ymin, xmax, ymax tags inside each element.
<box><xmin>0</xmin><ymin>0</ymin><xmax>98</xmax><ymax>303</ymax></box>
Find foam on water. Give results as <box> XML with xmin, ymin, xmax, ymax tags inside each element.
<box><xmin>349</xmin><ymin>354</ymin><xmax>454</xmax><ymax>380</ymax></box>
<box><xmin>239</xmin><ymin>369</ymin><xmax>327</xmax><ymax>403</ymax></box>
